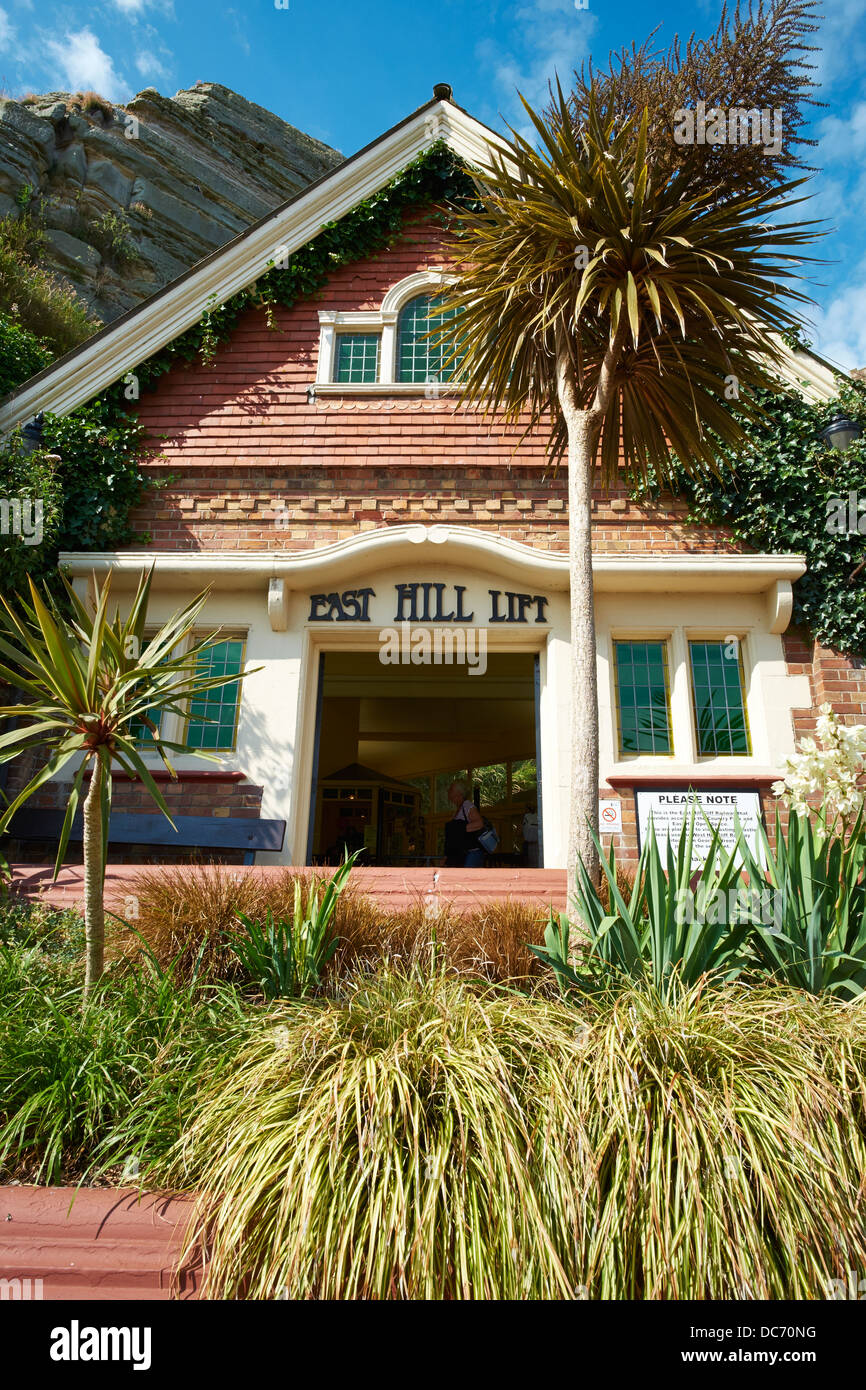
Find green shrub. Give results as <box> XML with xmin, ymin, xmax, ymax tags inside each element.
<box><xmin>0</xmin><ymin>898</ymin><xmax>84</xmax><ymax>960</ymax></box>
<box><xmin>228</xmin><ymin>853</ymin><xmax>357</xmax><ymax>998</ymax></box>
<box><xmin>158</xmin><ymin>966</ymin><xmax>583</xmax><ymax>1299</ymax></box>
<box><xmin>119</xmin><ymin>863</ymin><xmax>547</xmax><ymax>987</ymax></box>
<box><xmin>735</xmin><ymin>808</ymin><xmax>866</xmax><ymax>998</ymax></box>
<box><xmin>158</xmin><ymin>966</ymin><xmax>866</xmax><ymax>1300</ymax></box>
<box><xmin>0</xmin><ymin>215</ymin><xmax>98</xmax><ymax>359</ymax></box>
<box><xmin>0</xmin><ymin>437</ymin><xmax>62</xmax><ymax>591</ymax></box>
<box><xmin>533</xmin><ymin>811</ymin><xmax>754</xmax><ymax>995</ymax></box>
<box><xmin>0</xmin><ymin>312</ymin><xmax>52</xmax><ymax>397</ymax></box>
<box><xmin>0</xmin><ymin>947</ymin><xmax>252</xmax><ymax>1183</ymax></box>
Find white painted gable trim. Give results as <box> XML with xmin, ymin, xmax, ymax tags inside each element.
<box><xmin>0</xmin><ymin>92</ymin><xmax>844</xmax><ymax>432</ymax></box>
<box><xmin>59</xmin><ymin>522</ymin><xmax>806</xmax><ymax>633</ymax></box>
<box><xmin>0</xmin><ymin>101</ymin><xmax>504</xmax><ymax>433</ymax></box>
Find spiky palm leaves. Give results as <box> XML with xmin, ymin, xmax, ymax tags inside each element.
<box><xmin>0</xmin><ymin>570</ymin><xmax>253</xmax><ymax>993</ymax></box>
<box><xmin>441</xmin><ymin>84</ymin><xmax>818</xmax><ymax>882</ymax></box>
<box><xmin>445</xmin><ymin>86</ymin><xmax>818</xmax><ymax>486</ymax></box>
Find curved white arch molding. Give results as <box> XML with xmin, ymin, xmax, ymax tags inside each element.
<box><xmin>61</xmin><ymin>524</ymin><xmax>806</xmax><ymax>632</ymax></box>
<box><xmin>380</xmin><ymin>269</ymin><xmax>452</xmax><ymax>316</ymax></box>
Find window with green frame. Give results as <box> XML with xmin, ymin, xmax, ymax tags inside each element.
<box><xmin>613</xmin><ymin>640</ymin><xmax>673</xmax><ymax>755</ymax></box>
<box><xmin>396</xmin><ymin>294</ymin><xmax>463</xmax><ymax>384</ymax></box>
<box><xmin>128</xmin><ymin>633</ymin><xmax>162</xmax><ymax>746</ymax></box>
<box><xmin>689</xmin><ymin>640</ymin><xmax>751</xmax><ymax>755</ymax></box>
<box><xmin>185</xmin><ymin>637</ymin><xmax>245</xmax><ymax>752</ymax></box>
<box><xmin>334</xmin><ymin>332</ymin><xmax>379</xmax><ymax>383</ymax></box>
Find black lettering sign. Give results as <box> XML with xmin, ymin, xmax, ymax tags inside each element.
<box><xmin>308</xmin><ymin>588</ymin><xmax>376</xmax><ymax>622</ymax></box>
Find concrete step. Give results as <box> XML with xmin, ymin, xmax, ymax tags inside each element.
<box><xmin>0</xmin><ymin>1187</ymin><xmax>200</xmax><ymax>1300</ymax></box>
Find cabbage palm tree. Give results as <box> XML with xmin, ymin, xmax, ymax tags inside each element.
<box><xmin>0</xmin><ymin>569</ymin><xmax>252</xmax><ymax>996</ymax></box>
<box><xmin>442</xmin><ymin>85</ymin><xmax>817</xmax><ymax>886</ymax></box>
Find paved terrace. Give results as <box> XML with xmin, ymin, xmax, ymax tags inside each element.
<box><xmin>9</xmin><ymin>864</ymin><xmax>569</xmax><ymax>915</ymax></box>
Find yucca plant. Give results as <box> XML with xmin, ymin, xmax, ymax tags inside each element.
<box><xmin>532</xmin><ymin>809</ymin><xmax>754</xmax><ymax>993</ymax></box>
<box><xmin>0</xmin><ymin>569</ymin><xmax>255</xmax><ymax>996</ymax></box>
<box><xmin>441</xmin><ymin>73</ymin><xmax>818</xmax><ymax>885</ymax></box>
<box><xmin>735</xmin><ymin>806</ymin><xmax>866</xmax><ymax>998</ymax></box>
<box><xmin>227</xmin><ymin>852</ymin><xmax>360</xmax><ymax>998</ymax></box>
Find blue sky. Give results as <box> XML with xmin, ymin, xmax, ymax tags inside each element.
<box><xmin>0</xmin><ymin>0</ymin><xmax>865</xmax><ymax>368</ymax></box>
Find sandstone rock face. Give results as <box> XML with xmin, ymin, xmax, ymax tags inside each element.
<box><xmin>0</xmin><ymin>82</ymin><xmax>343</xmax><ymax>324</ymax></box>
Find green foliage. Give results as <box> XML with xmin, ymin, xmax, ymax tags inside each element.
<box><xmin>156</xmin><ymin>964</ymin><xmax>866</xmax><ymax>1299</ymax></box>
<box><xmin>93</xmin><ymin>211</ymin><xmax>141</xmax><ymax>268</ymax></box>
<box><xmin>0</xmin><ymin>438</ymin><xmax>62</xmax><ymax>592</ymax></box>
<box><xmin>228</xmin><ymin>853</ymin><xmax>358</xmax><ymax>998</ymax></box>
<box><xmin>0</xmin><ymin>214</ymin><xmax>97</xmax><ymax>357</ymax></box>
<box><xmin>640</xmin><ymin>378</ymin><xmax>866</xmax><ymax>656</ymax></box>
<box><xmin>0</xmin><ymin>312</ymin><xmax>52</xmax><ymax>397</ymax></box>
<box><xmin>40</xmin><ymin>400</ymin><xmax>150</xmax><ymax>552</ymax></box>
<box><xmin>441</xmin><ymin>85</ymin><xmax>817</xmax><ymax>483</ymax></box>
<box><xmin>0</xmin><ymin>567</ymin><xmax>257</xmax><ymax>881</ymax></box>
<box><xmin>0</xmin><ymin>942</ymin><xmax>251</xmax><ymax>1183</ymax></box>
<box><xmin>533</xmin><ymin>811</ymin><xmax>754</xmax><ymax>994</ymax></box>
<box><xmin>735</xmin><ymin>807</ymin><xmax>866</xmax><ymax>998</ymax></box>
<box><xmin>0</xmin><ymin>400</ymin><xmax>149</xmax><ymax>596</ymax></box>
<box><xmin>535</xmin><ymin>805</ymin><xmax>866</xmax><ymax>1000</ymax></box>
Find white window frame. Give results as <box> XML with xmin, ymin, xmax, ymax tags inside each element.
<box><xmin>315</xmin><ymin>269</ymin><xmax>455</xmax><ymax>391</ymax></box>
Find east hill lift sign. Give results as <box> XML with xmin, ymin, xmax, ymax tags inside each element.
<box><xmin>307</xmin><ymin>583</ymin><xmax>550</xmax><ymax>624</ymax></box>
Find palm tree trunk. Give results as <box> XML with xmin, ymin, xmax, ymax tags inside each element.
<box><xmin>564</xmin><ymin>410</ymin><xmax>600</xmax><ymax>889</ymax></box>
<box><xmin>82</xmin><ymin>758</ymin><xmax>105</xmax><ymax>1000</ymax></box>
<box><xmin>556</xmin><ymin>323</ymin><xmax>626</xmax><ymax>894</ymax></box>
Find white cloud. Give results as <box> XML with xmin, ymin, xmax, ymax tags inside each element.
<box><xmin>478</xmin><ymin>0</ymin><xmax>597</xmax><ymax>134</ymax></box>
<box><xmin>134</xmin><ymin>48</ymin><xmax>172</xmax><ymax>82</ymax></box>
<box><xmin>42</xmin><ymin>28</ymin><xmax>127</xmax><ymax>100</ymax></box>
<box><xmin>0</xmin><ymin>6</ymin><xmax>14</xmax><ymax>50</ymax></box>
<box><xmin>811</xmin><ymin>281</ymin><xmax>866</xmax><ymax>371</ymax></box>
<box><xmin>112</xmin><ymin>0</ymin><xmax>176</xmax><ymax>17</ymax></box>
<box><xmin>817</xmin><ymin>102</ymin><xmax>866</xmax><ymax>164</ymax></box>
<box><xmin>812</xmin><ymin>0</ymin><xmax>866</xmax><ymax>83</ymax></box>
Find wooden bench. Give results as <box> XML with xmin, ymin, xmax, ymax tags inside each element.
<box><xmin>6</xmin><ymin>809</ymin><xmax>286</xmax><ymax>865</ymax></box>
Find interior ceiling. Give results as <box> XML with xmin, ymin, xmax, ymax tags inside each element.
<box><xmin>319</xmin><ymin>651</ymin><xmax>536</xmax><ymax>781</ymax></box>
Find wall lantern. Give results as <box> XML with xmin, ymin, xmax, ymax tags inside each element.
<box><xmin>819</xmin><ymin>416</ymin><xmax>862</xmax><ymax>453</ymax></box>
<box><xmin>19</xmin><ymin>411</ymin><xmax>45</xmax><ymax>455</ymax></box>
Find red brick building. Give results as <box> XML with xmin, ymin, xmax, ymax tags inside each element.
<box><xmin>3</xmin><ymin>89</ymin><xmax>864</xmax><ymax>868</ymax></box>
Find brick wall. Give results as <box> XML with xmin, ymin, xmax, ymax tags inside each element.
<box><xmin>5</xmin><ymin>208</ymin><xmax>864</xmax><ymax>868</ymax></box>
<box><xmin>4</xmin><ymin>765</ymin><xmax>264</xmax><ymax>865</ymax></box>
<box><xmin>127</xmin><ymin>213</ymin><xmax>736</xmax><ymax>557</ymax></box>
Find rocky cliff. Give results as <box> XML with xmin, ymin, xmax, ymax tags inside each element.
<box><xmin>0</xmin><ymin>82</ymin><xmax>344</xmax><ymax>324</ymax></box>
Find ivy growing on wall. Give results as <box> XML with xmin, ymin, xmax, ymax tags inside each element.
<box><xmin>3</xmin><ymin>141</ymin><xmax>864</xmax><ymax>660</ymax></box>
<box><xmin>0</xmin><ymin>143</ymin><xmax>475</xmax><ymax>595</ymax></box>
<box><xmin>634</xmin><ymin>376</ymin><xmax>866</xmax><ymax>658</ymax></box>
<box><xmin>103</xmin><ymin>141</ymin><xmax>477</xmax><ymax>400</ymax></box>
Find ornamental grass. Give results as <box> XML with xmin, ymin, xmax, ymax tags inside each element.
<box><xmin>159</xmin><ymin>967</ymin><xmax>866</xmax><ymax>1300</ymax></box>
<box><xmin>119</xmin><ymin>864</ymin><xmax>546</xmax><ymax>987</ymax></box>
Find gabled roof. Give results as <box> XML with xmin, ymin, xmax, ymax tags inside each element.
<box><xmin>0</xmin><ymin>91</ymin><xmax>505</xmax><ymax>433</ymax></box>
<box><xmin>0</xmin><ymin>88</ymin><xmax>844</xmax><ymax>432</ymax></box>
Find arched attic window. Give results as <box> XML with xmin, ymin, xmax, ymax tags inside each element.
<box><xmin>315</xmin><ymin>271</ymin><xmax>462</xmax><ymax>391</ymax></box>
<box><xmin>396</xmin><ymin>293</ymin><xmax>464</xmax><ymax>386</ymax></box>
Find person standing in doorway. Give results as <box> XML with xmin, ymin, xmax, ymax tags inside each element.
<box><xmin>442</xmin><ymin>780</ymin><xmax>485</xmax><ymax>867</ymax></box>
<box><xmin>522</xmin><ymin>804</ymin><xmax>540</xmax><ymax>867</ymax></box>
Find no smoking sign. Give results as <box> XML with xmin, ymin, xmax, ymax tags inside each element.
<box><xmin>598</xmin><ymin>800</ymin><xmax>623</xmax><ymax>834</ymax></box>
